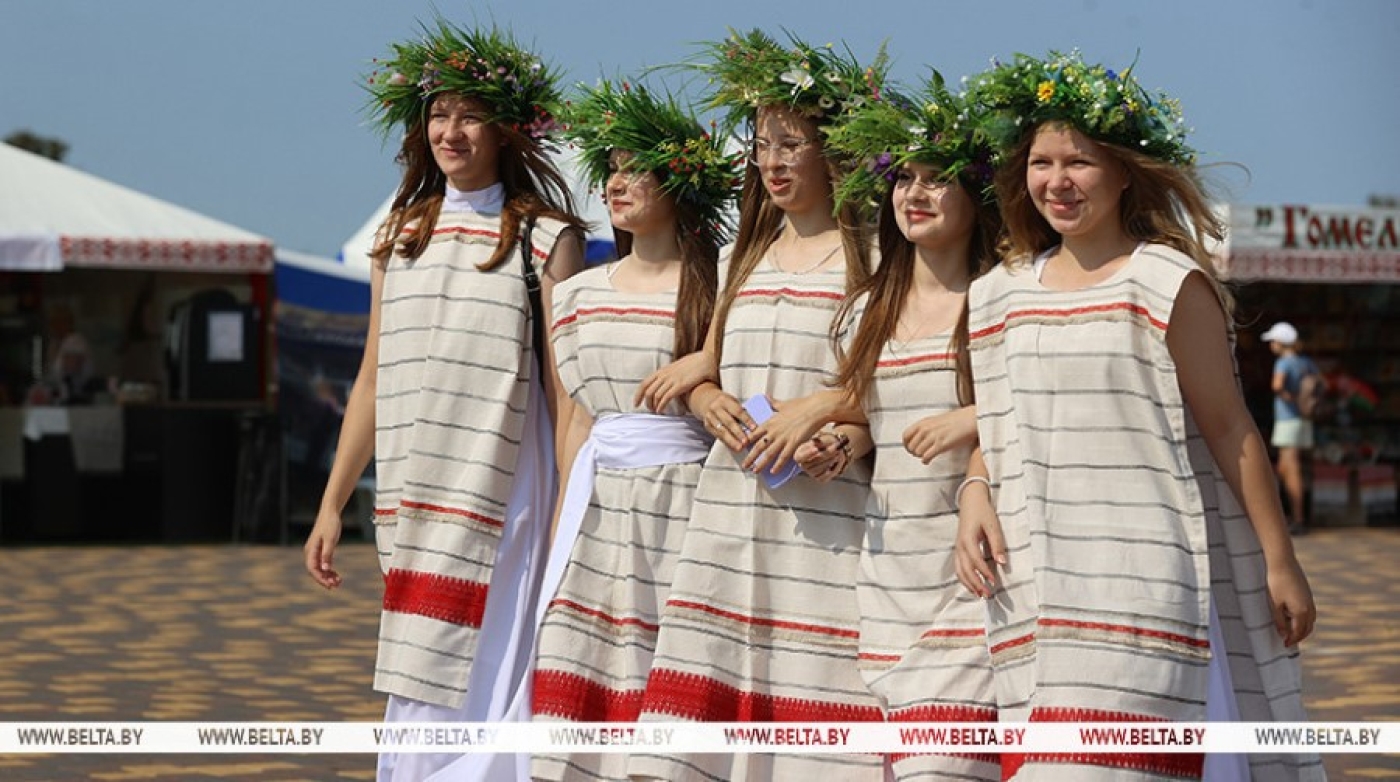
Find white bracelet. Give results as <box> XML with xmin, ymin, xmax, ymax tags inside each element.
<box><xmin>955</xmin><ymin>476</ymin><xmax>992</xmax><ymax>511</ymax></box>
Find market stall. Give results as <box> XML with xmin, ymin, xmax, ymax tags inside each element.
<box><xmin>1220</xmin><ymin>202</ymin><xmax>1400</xmax><ymax>525</ymax></box>
<box><xmin>0</xmin><ymin>144</ymin><xmax>275</xmax><ymax>542</ymax></box>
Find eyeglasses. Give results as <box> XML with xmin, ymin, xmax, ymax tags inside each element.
<box><xmin>747</xmin><ymin>137</ymin><xmax>819</xmax><ymax>166</ymax></box>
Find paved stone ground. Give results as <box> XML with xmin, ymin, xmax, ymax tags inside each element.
<box><xmin>0</xmin><ymin>528</ymin><xmax>1396</xmax><ymax>780</ymax></box>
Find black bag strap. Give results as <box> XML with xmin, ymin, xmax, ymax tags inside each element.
<box><xmin>518</xmin><ymin>216</ymin><xmax>546</xmax><ymax>380</ymax></box>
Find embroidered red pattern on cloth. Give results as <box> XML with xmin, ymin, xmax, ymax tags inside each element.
<box><xmin>382</xmin><ymin>570</ymin><xmax>490</xmax><ymax>628</ymax></box>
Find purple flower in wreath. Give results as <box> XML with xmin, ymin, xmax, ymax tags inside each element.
<box><xmin>868</xmin><ymin>151</ymin><xmax>894</xmax><ymax>178</ymax></box>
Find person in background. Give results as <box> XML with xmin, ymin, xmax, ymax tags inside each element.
<box><xmin>300</xmin><ymin>19</ymin><xmax>585</xmax><ymax>782</ymax></box>
<box><xmin>956</xmin><ymin>51</ymin><xmax>1322</xmax><ymax>781</ymax></box>
<box><xmin>29</xmin><ymin>303</ymin><xmax>105</xmax><ymax>406</ymax></box>
<box><xmin>1263</xmin><ymin>321</ymin><xmax>1316</xmax><ymax>536</ymax></box>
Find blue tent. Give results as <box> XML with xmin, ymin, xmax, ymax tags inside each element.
<box><xmin>275</xmin><ymin>249</ymin><xmax>370</xmax><ymax>316</ymax></box>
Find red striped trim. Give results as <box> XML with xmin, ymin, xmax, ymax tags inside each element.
<box><xmin>400</xmin><ymin>499</ymin><xmax>504</xmax><ymax>529</ymax></box>
<box><xmin>374</xmin><ymin>507</ymin><xmax>397</xmax><ymax>517</ymax></box>
<box><xmin>857</xmin><ymin>651</ymin><xmax>901</xmax><ymax>663</ymax></box>
<box><xmin>552</xmin><ymin>305</ymin><xmax>676</xmax><ymax>331</ymax></box>
<box><xmin>918</xmin><ymin>627</ymin><xmax>986</xmax><ymax>642</ymax></box>
<box><xmin>548</xmin><ymin>598</ymin><xmax>661</xmax><ymax>633</ymax></box>
<box><xmin>532</xmin><ymin>670</ymin><xmax>644</xmax><ymax>722</ymax></box>
<box><xmin>969</xmin><ymin>322</ymin><xmax>1005</xmax><ymax>341</ymax></box>
<box><xmin>877</xmin><ymin>351</ymin><xmax>956</xmax><ymax>369</ymax></box>
<box><xmin>736</xmin><ymin>287</ymin><xmax>844</xmax><ymax>302</ymax></box>
<box><xmin>667</xmin><ymin>599</ymin><xmax>858</xmax><ymax>640</ymax></box>
<box><xmin>1039</xmin><ymin>618</ymin><xmax>1210</xmax><ymax>650</ymax></box>
<box><xmin>989</xmin><ymin>633</ymin><xmax>1035</xmax><ymax>656</ymax></box>
<box><xmin>641</xmin><ymin>668</ymin><xmax>883</xmax><ymax>723</ymax></box>
<box><xmin>1009</xmin><ymin>301</ymin><xmax>1166</xmax><ymax>330</ymax></box>
<box><xmin>431</xmin><ymin>226</ymin><xmax>501</xmax><ymax>239</ymax></box>
<box><xmin>382</xmin><ymin>569</ymin><xmax>489</xmax><ymax>628</ymax></box>
<box><xmin>970</xmin><ymin>300</ymin><xmax>1167</xmax><ymax>343</ymax></box>
<box><xmin>891</xmin><ymin>704</ymin><xmax>998</xmax><ymax>723</ymax></box>
<box><xmin>1002</xmin><ymin>707</ymin><xmax>1203</xmax><ymax>780</ymax></box>
<box><xmin>430</xmin><ymin>225</ymin><xmax>550</xmax><ymax>260</ymax></box>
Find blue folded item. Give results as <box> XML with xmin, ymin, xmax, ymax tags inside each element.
<box><xmin>743</xmin><ymin>394</ymin><xmax>801</xmax><ymax>489</ymax></box>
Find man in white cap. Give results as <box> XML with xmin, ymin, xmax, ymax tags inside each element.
<box><xmin>1262</xmin><ymin>321</ymin><xmax>1317</xmax><ymax>535</ymax></box>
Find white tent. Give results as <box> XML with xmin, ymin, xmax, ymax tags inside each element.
<box><xmin>339</xmin><ymin>147</ymin><xmax>612</xmax><ymax>268</ymax></box>
<box><xmin>0</xmin><ymin>144</ymin><xmax>273</xmax><ymax>273</ymax></box>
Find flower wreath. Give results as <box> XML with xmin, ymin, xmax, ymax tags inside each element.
<box><xmin>825</xmin><ymin>71</ymin><xmax>998</xmax><ymax>214</ymax></box>
<box><xmin>966</xmin><ymin>50</ymin><xmax>1195</xmax><ymax>166</ymax></box>
<box><xmin>693</xmin><ymin>28</ymin><xmax>890</xmax><ymax>128</ymax></box>
<box><xmin>563</xmin><ymin>80</ymin><xmax>741</xmax><ymax>248</ymax></box>
<box><xmin>365</xmin><ymin>19</ymin><xmax>563</xmax><ymax>141</ymax></box>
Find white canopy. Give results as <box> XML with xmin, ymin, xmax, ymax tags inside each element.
<box><xmin>339</xmin><ymin>147</ymin><xmax>611</xmax><ymax>269</ymax></box>
<box><xmin>0</xmin><ymin>144</ymin><xmax>274</xmax><ymax>273</ymax></box>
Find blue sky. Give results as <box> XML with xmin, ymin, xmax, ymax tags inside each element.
<box><xmin>4</xmin><ymin>0</ymin><xmax>1397</xmax><ymax>258</ymax></box>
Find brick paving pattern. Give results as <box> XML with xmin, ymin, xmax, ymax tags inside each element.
<box><xmin>0</xmin><ymin>528</ymin><xmax>1396</xmax><ymax>780</ymax></box>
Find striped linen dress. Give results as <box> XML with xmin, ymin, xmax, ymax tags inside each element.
<box><xmin>632</xmin><ymin>258</ymin><xmax>883</xmax><ymax>782</ymax></box>
<box><xmin>856</xmin><ymin>311</ymin><xmax>999</xmax><ymax>782</ymax></box>
<box><xmin>530</xmin><ymin>265</ymin><xmax>710</xmax><ymax>782</ymax></box>
<box><xmin>373</xmin><ymin>209</ymin><xmax>567</xmax><ymax>709</ymax></box>
<box><xmin>967</xmin><ymin>243</ymin><xmax>1324</xmax><ymax>781</ymax></box>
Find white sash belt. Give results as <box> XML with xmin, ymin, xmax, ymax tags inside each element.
<box><xmin>545</xmin><ymin>413</ymin><xmax>712</xmax><ymax>610</ymax></box>
<box><xmin>501</xmin><ymin>414</ymin><xmax>711</xmax><ymax>739</ymax></box>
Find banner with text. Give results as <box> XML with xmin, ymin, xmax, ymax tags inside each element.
<box><xmin>1</xmin><ymin>721</ymin><xmax>1390</xmax><ymax>755</ymax></box>
<box><xmin>1222</xmin><ymin>203</ymin><xmax>1400</xmax><ymax>283</ymax></box>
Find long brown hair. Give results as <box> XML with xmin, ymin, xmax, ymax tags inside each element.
<box><xmin>711</xmin><ymin>135</ymin><xmax>873</xmax><ymax>368</ymax></box>
<box><xmin>993</xmin><ymin>121</ymin><xmax>1231</xmax><ymax>314</ymax></box>
<box><xmin>611</xmin><ymin>187</ymin><xmax>721</xmax><ymax>358</ymax></box>
<box><xmin>372</xmin><ymin>95</ymin><xmax>586</xmax><ymax>268</ymax></box>
<box><xmin>833</xmin><ymin>175</ymin><xmax>1001</xmax><ymax>407</ymax></box>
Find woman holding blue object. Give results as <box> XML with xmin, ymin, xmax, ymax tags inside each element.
<box><xmin>632</xmin><ymin>30</ymin><xmax>887</xmax><ymax>782</ymax></box>
<box><xmin>823</xmin><ymin>74</ymin><xmax>1002</xmax><ymax>782</ymax></box>
<box><xmin>523</xmin><ymin>79</ymin><xmax>739</xmax><ymax>782</ymax></box>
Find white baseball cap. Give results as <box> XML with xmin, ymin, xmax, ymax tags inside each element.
<box><xmin>1261</xmin><ymin>322</ymin><xmax>1299</xmax><ymax>345</ymax></box>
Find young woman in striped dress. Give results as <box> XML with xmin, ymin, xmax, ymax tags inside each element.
<box><xmin>301</xmin><ymin>21</ymin><xmax>585</xmax><ymax>782</ymax></box>
<box><xmin>956</xmin><ymin>52</ymin><xmax>1322</xmax><ymax>781</ymax></box>
<box><xmin>521</xmin><ymin>80</ymin><xmax>738</xmax><ymax>782</ymax></box>
<box><xmin>630</xmin><ymin>30</ymin><xmax>888</xmax><ymax>782</ymax></box>
<box><xmin>823</xmin><ymin>77</ymin><xmax>1002</xmax><ymax>782</ymax></box>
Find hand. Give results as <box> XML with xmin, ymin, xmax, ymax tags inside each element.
<box><xmin>742</xmin><ymin>394</ymin><xmax>837</xmax><ymax>477</ymax></box>
<box><xmin>695</xmin><ymin>386</ymin><xmax>755</xmax><ymax>452</ymax></box>
<box><xmin>303</xmin><ymin>508</ymin><xmax>345</xmax><ymax>590</ymax></box>
<box><xmin>635</xmin><ymin>352</ymin><xmax>716</xmax><ymax>413</ymax></box>
<box><xmin>903</xmin><ymin>407</ymin><xmax>977</xmax><ymax>464</ymax></box>
<box><xmin>954</xmin><ymin>482</ymin><xmax>1006</xmax><ymax>599</ymax></box>
<box><xmin>794</xmin><ymin>430</ymin><xmax>848</xmax><ymax>484</ymax></box>
<box><xmin>1266</xmin><ymin>556</ymin><xmax>1317</xmax><ymax>646</ymax></box>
